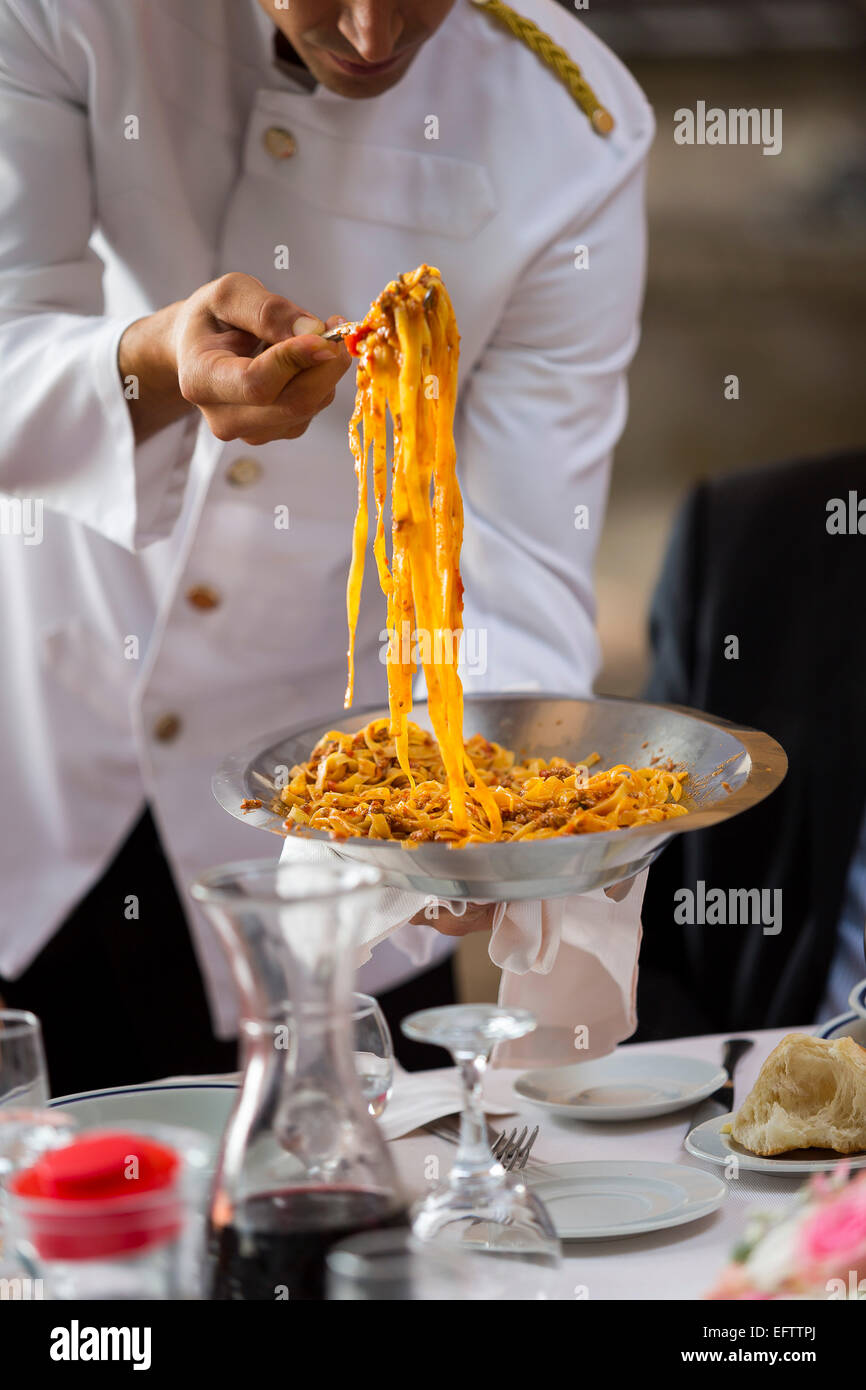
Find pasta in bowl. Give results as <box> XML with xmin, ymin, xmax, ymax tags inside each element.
<box><xmin>215</xmin><ymin>694</ymin><xmax>787</xmax><ymax>902</ymax></box>
<box><xmin>213</xmin><ymin>267</ymin><xmax>787</xmax><ymax>898</ymax></box>
<box><xmin>270</xmin><ymin>717</ymin><xmax>688</xmax><ymax>847</ymax></box>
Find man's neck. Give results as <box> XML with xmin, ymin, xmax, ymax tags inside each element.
<box><xmin>274</xmin><ymin>29</ymin><xmax>309</xmax><ymax>73</ymax></box>
<box><xmin>272</xmin><ymin>27</ymin><xmax>316</xmax><ymax>92</ymax></box>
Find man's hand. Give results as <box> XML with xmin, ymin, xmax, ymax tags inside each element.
<box><xmin>411</xmin><ymin>878</ymin><xmax>637</xmax><ymax>940</ymax></box>
<box><xmin>410</xmin><ymin>902</ymin><xmax>497</xmax><ymax>937</ymax></box>
<box><xmin>118</xmin><ymin>272</ymin><xmax>351</xmax><ymax>444</ymax></box>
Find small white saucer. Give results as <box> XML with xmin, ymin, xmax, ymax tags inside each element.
<box><xmin>524</xmin><ymin>1160</ymin><xmax>726</xmax><ymax>1239</ymax></box>
<box><xmin>514</xmin><ymin>1053</ymin><xmax>727</xmax><ymax>1121</ymax></box>
<box><xmin>685</xmin><ymin>1112</ymin><xmax>866</xmax><ymax>1175</ymax></box>
<box><xmin>816</xmin><ymin>1012</ymin><xmax>866</xmax><ymax>1045</ymax></box>
<box><xmin>847</xmin><ymin>980</ymin><xmax>866</xmax><ymax>1020</ymax></box>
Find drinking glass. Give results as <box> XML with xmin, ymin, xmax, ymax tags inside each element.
<box><xmin>0</xmin><ymin>1011</ymin><xmax>50</xmax><ymax>1110</ymax></box>
<box><xmin>0</xmin><ymin>1108</ymin><xmax>77</xmax><ymax>1271</ymax></box>
<box><xmin>401</xmin><ymin>1004</ymin><xmax>560</xmax><ymax>1264</ymax></box>
<box><xmin>0</xmin><ymin>1110</ymin><xmax>77</xmax><ymax>1187</ymax></box>
<box><xmin>351</xmin><ymin>993</ymin><xmax>394</xmax><ymax>1119</ymax></box>
<box><xmin>278</xmin><ymin>992</ymin><xmax>394</xmax><ymax>1119</ymax></box>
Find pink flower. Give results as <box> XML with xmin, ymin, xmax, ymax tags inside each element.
<box><xmin>799</xmin><ymin>1181</ymin><xmax>866</xmax><ymax>1271</ymax></box>
<box><xmin>705</xmin><ymin>1267</ymin><xmax>752</xmax><ymax>1299</ymax></box>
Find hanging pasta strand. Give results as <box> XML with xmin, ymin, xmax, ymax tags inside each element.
<box><xmin>310</xmin><ymin>265</ymin><xmax>688</xmax><ymax>846</ymax></box>
<box><xmin>344</xmin><ymin>394</ymin><xmax>368</xmax><ymax>708</ymax></box>
<box><xmin>342</xmin><ymin>266</ymin><xmax>485</xmax><ymax>830</ymax></box>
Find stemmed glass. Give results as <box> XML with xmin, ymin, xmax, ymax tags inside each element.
<box><xmin>401</xmin><ymin>1004</ymin><xmax>560</xmax><ymax>1264</ymax></box>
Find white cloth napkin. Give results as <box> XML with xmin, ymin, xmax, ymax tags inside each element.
<box><xmin>278</xmin><ymin>833</ymin><xmax>441</xmax><ymax>966</ymax></box>
<box><xmin>380</xmin><ymin>1063</ymin><xmax>515</xmax><ymax>1141</ymax></box>
<box><xmin>494</xmin><ymin>869</ymin><xmax>649</xmax><ymax>1069</ymax></box>
<box><xmin>278</xmin><ymin>838</ymin><xmax>648</xmax><ymax>1071</ymax></box>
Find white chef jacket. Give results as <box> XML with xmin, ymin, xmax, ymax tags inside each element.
<box><xmin>0</xmin><ymin>0</ymin><xmax>654</xmax><ymax>1036</ymax></box>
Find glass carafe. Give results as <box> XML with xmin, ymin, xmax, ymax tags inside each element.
<box><xmin>191</xmin><ymin>859</ymin><xmax>407</xmax><ymax>1301</ymax></box>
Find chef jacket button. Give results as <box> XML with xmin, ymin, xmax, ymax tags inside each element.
<box><xmin>153</xmin><ymin>713</ymin><xmax>182</xmax><ymax>743</ymax></box>
<box><xmin>186</xmin><ymin>584</ymin><xmax>221</xmax><ymax>611</ymax></box>
<box><xmin>226</xmin><ymin>456</ymin><xmax>263</xmax><ymax>487</ymax></box>
<box><xmin>263</xmin><ymin>126</ymin><xmax>297</xmax><ymax>159</ymax></box>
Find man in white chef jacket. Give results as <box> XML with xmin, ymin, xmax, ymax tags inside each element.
<box><xmin>0</xmin><ymin>0</ymin><xmax>654</xmax><ymax>1091</ymax></box>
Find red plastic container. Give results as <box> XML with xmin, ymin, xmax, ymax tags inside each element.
<box><xmin>10</xmin><ymin>1130</ymin><xmax>184</xmax><ymax>1261</ymax></box>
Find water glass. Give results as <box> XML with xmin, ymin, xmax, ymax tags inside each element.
<box><xmin>0</xmin><ymin>1011</ymin><xmax>49</xmax><ymax>1110</ymax></box>
<box><xmin>351</xmin><ymin>993</ymin><xmax>394</xmax><ymax>1118</ymax></box>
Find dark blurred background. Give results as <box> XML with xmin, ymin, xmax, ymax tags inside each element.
<box><xmin>458</xmin><ymin>0</ymin><xmax>866</xmax><ymax>999</ymax></box>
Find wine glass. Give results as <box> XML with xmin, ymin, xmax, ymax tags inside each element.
<box><xmin>401</xmin><ymin>1004</ymin><xmax>560</xmax><ymax>1265</ymax></box>
<box><xmin>0</xmin><ymin>1012</ymin><xmax>50</xmax><ymax>1110</ymax></box>
<box><xmin>351</xmin><ymin>994</ymin><xmax>394</xmax><ymax>1119</ymax></box>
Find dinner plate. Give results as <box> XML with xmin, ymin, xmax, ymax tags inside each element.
<box><xmin>816</xmin><ymin>1012</ymin><xmax>866</xmax><ymax>1045</ymax></box>
<box><xmin>214</xmin><ymin>695</ymin><xmax>787</xmax><ymax>902</ymax></box>
<box><xmin>49</xmin><ymin>1081</ymin><xmax>237</xmax><ymax>1171</ymax></box>
<box><xmin>522</xmin><ymin>1160</ymin><xmax>726</xmax><ymax>1239</ymax></box>
<box><xmin>513</xmin><ymin>1053</ymin><xmax>728</xmax><ymax>1121</ymax></box>
<box><xmin>685</xmin><ymin>1112</ymin><xmax>866</xmax><ymax>1174</ymax></box>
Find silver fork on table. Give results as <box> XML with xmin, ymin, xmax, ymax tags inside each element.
<box><xmin>424</xmin><ymin>1116</ymin><xmax>543</xmax><ymax>1175</ymax></box>
<box><xmin>491</xmin><ymin>1125</ymin><xmax>541</xmax><ymax>1173</ymax></box>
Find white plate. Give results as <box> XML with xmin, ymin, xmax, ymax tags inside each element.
<box><xmin>847</xmin><ymin>981</ymin><xmax>866</xmax><ymax>1020</ymax></box>
<box><xmin>513</xmin><ymin>1053</ymin><xmax>728</xmax><ymax>1121</ymax></box>
<box><xmin>50</xmin><ymin>1081</ymin><xmax>237</xmax><ymax>1170</ymax></box>
<box><xmin>685</xmin><ymin>1112</ymin><xmax>866</xmax><ymax>1174</ymax></box>
<box><xmin>523</xmin><ymin>1160</ymin><xmax>726</xmax><ymax>1239</ymax></box>
<box><xmin>816</xmin><ymin>1012</ymin><xmax>866</xmax><ymax>1045</ymax></box>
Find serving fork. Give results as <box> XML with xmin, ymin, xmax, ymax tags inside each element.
<box><xmin>321</xmin><ymin>286</ymin><xmax>438</xmax><ymax>342</ymax></box>
<box><xmin>321</xmin><ymin>321</ymin><xmax>358</xmax><ymax>342</ymax></box>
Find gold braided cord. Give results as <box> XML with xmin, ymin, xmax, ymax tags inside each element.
<box><xmin>470</xmin><ymin>0</ymin><xmax>614</xmax><ymax>134</ymax></box>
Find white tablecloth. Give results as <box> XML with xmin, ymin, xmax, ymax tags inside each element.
<box><xmin>390</xmin><ymin>1025</ymin><xmax>807</xmax><ymax>1301</ymax></box>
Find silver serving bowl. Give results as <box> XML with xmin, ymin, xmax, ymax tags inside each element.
<box><xmin>213</xmin><ymin>695</ymin><xmax>787</xmax><ymax>902</ymax></box>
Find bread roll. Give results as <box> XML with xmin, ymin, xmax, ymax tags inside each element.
<box><xmin>730</xmin><ymin>1032</ymin><xmax>866</xmax><ymax>1156</ymax></box>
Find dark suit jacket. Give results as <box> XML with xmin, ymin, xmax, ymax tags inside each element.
<box><xmin>635</xmin><ymin>450</ymin><xmax>866</xmax><ymax>1039</ymax></box>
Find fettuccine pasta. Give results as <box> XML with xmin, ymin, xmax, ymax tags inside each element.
<box><xmin>274</xmin><ymin>719</ymin><xmax>688</xmax><ymax>846</ymax></box>
<box><xmin>343</xmin><ymin>264</ymin><xmax>499</xmax><ymax>835</ymax></box>
<box><xmin>272</xmin><ymin>265</ymin><xmax>689</xmax><ymax>846</ymax></box>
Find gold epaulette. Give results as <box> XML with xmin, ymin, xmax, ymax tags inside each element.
<box><xmin>469</xmin><ymin>0</ymin><xmax>614</xmax><ymax>135</ymax></box>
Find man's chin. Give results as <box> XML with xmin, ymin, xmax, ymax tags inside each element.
<box><xmin>304</xmin><ymin>48</ymin><xmax>417</xmax><ymax>99</ymax></box>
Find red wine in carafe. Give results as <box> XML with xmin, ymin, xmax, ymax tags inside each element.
<box><xmin>209</xmin><ymin>1186</ymin><xmax>409</xmax><ymax>1301</ymax></box>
